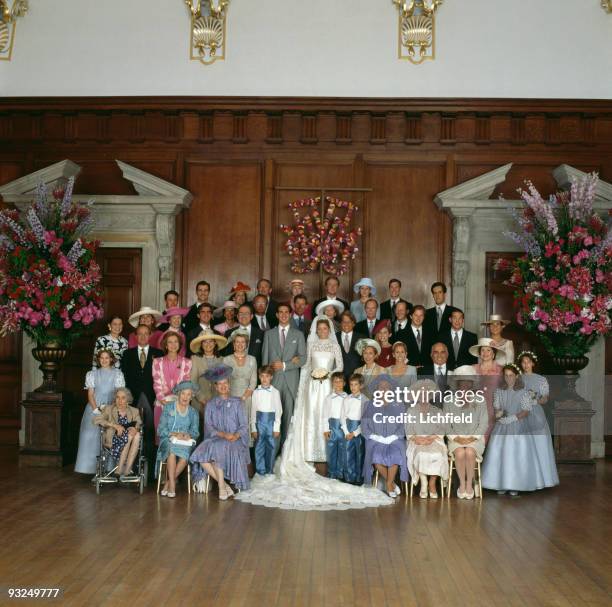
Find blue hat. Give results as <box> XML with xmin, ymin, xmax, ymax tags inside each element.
<box><xmin>353</xmin><ymin>277</ymin><xmax>377</xmax><ymax>296</ymax></box>
<box><xmin>203</xmin><ymin>364</ymin><xmax>233</xmax><ymax>383</ymax></box>
<box><xmin>369</xmin><ymin>373</ymin><xmax>398</xmax><ymax>393</ymax></box>
<box><xmin>172</xmin><ymin>380</ymin><xmax>200</xmax><ymax>395</ymax></box>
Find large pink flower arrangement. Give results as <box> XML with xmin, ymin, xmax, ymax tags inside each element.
<box><xmin>495</xmin><ymin>173</ymin><xmax>611</xmax><ymax>356</ymax></box>
<box><xmin>0</xmin><ymin>179</ymin><xmax>104</xmax><ymax>347</ymax></box>
<box><xmin>280</xmin><ymin>196</ymin><xmax>362</xmax><ymax>275</ymax></box>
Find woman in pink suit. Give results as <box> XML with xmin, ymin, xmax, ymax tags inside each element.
<box><xmin>152</xmin><ymin>332</ymin><xmax>192</xmax><ymax>443</ymax></box>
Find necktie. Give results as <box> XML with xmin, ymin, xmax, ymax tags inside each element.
<box><xmin>343</xmin><ymin>333</ymin><xmax>350</xmax><ymax>353</ymax></box>
<box><xmin>437</xmin><ymin>306</ymin><xmax>442</xmax><ymax>330</ymax></box>
<box><xmin>280</xmin><ymin>327</ymin><xmax>286</xmax><ymax>350</ymax></box>
<box><xmin>139</xmin><ymin>348</ymin><xmax>146</xmax><ymax>368</ymax></box>
<box><xmin>298</xmin><ymin>317</ymin><xmax>303</xmax><ymax>330</ymax></box>
<box><xmin>396</xmin><ymin>321</ymin><xmax>402</xmax><ymax>332</ymax></box>
<box><xmin>260</xmin><ymin>316</ymin><xmax>267</xmax><ymax>330</ymax></box>
<box><xmin>453</xmin><ymin>332</ymin><xmax>460</xmax><ymax>359</ymax></box>
<box><xmin>436</xmin><ymin>366</ymin><xmax>445</xmax><ymax>390</ymax></box>
<box><xmin>416</xmin><ymin>328</ymin><xmax>422</xmax><ymax>349</ymax></box>
<box><xmin>391</xmin><ymin>300</ymin><xmax>397</xmax><ymax>322</ymax></box>
<box><xmin>368</xmin><ymin>321</ymin><xmax>374</xmax><ymax>336</ymax></box>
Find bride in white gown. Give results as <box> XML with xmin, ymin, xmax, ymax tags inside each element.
<box><xmin>236</xmin><ymin>316</ymin><xmax>393</xmax><ymax>510</ymax></box>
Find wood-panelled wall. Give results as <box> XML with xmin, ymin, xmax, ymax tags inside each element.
<box><xmin>1</xmin><ymin>96</ymin><xmax>612</xmax><ymax>445</ymax></box>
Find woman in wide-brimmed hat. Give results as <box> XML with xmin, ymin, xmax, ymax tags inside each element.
<box><xmin>213</xmin><ymin>300</ymin><xmax>239</xmax><ymax>335</ymax></box>
<box><xmin>354</xmin><ymin>338</ymin><xmax>384</xmax><ymax>399</ymax></box>
<box><xmin>350</xmin><ymin>277</ymin><xmax>379</xmax><ymax>323</ymax></box>
<box><xmin>469</xmin><ymin>337</ymin><xmax>504</xmax><ymax>439</ymax></box>
<box><xmin>315</xmin><ymin>298</ymin><xmax>344</xmax><ymax>332</ymax></box>
<box><xmin>229</xmin><ymin>282</ymin><xmax>251</xmax><ymax>307</ymax></box>
<box><xmin>190</xmin><ymin>364</ymin><xmax>251</xmax><ymax>499</ymax></box>
<box><xmin>481</xmin><ymin>313</ymin><xmax>514</xmax><ymax>366</ymax></box>
<box><xmin>189</xmin><ymin>329</ymin><xmax>228</xmax><ymax>414</ymax></box>
<box><xmin>154</xmin><ymin>307</ymin><xmax>190</xmax><ymax>356</ymax></box>
<box><xmin>127</xmin><ymin>306</ymin><xmax>164</xmax><ymax>348</ymax></box>
<box><xmin>156</xmin><ymin>380</ymin><xmax>200</xmax><ymax>498</ymax></box>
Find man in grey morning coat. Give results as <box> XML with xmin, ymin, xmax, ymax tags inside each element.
<box><xmin>262</xmin><ymin>302</ymin><xmax>307</xmax><ymax>446</ymax></box>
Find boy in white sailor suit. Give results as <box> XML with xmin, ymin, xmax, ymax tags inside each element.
<box><xmin>341</xmin><ymin>373</ymin><xmax>367</xmax><ymax>484</ymax></box>
<box><xmin>324</xmin><ymin>372</ymin><xmax>348</xmax><ymax>480</ymax></box>
<box><xmin>250</xmin><ymin>365</ymin><xmax>283</xmax><ymax>475</ymax></box>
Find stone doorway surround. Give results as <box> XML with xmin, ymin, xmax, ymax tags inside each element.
<box><xmin>0</xmin><ymin>160</ymin><xmax>192</xmax><ymax>443</ymax></box>
<box><xmin>434</xmin><ymin>164</ymin><xmax>612</xmax><ymax>459</ymax></box>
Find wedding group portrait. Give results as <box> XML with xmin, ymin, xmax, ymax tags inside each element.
<box><xmin>0</xmin><ymin>1</ymin><xmax>611</xmax><ymax>606</ymax></box>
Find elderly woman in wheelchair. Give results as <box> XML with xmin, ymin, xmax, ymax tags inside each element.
<box><xmin>93</xmin><ymin>387</ymin><xmax>143</xmax><ymax>482</ymax></box>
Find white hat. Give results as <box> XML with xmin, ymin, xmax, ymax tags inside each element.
<box><xmin>356</xmin><ymin>337</ymin><xmax>381</xmax><ymax>356</ymax></box>
<box><xmin>213</xmin><ymin>300</ymin><xmax>238</xmax><ymax>318</ymax></box>
<box><xmin>315</xmin><ymin>299</ymin><xmax>345</xmax><ymax>316</ymax></box>
<box><xmin>481</xmin><ymin>313</ymin><xmax>510</xmax><ymax>326</ymax></box>
<box><xmin>128</xmin><ymin>306</ymin><xmax>162</xmax><ymax>328</ymax></box>
<box><xmin>468</xmin><ymin>337</ymin><xmax>504</xmax><ymax>358</ymax></box>
<box><xmin>448</xmin><ymin>365</ymin><xmax>478</xmax><ymax>387</ymax></box>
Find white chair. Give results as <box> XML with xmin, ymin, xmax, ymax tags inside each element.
<box><xmin>157</xmin><ymin>460</ymin><xmax>192</xmax><ymax>495</ymax></box>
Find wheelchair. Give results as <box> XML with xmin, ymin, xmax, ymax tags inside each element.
<box><xmin>93</xmin><ymin>422</ymin><xmax>148</xmax><ymax>495</ymax></box>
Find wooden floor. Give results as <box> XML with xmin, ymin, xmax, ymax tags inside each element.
<box><xmin>1</xmin><ymin>449</ymin><xmax>611</xmax><ymax>607</ymax></box>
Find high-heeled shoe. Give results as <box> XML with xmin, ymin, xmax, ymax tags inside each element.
<box><xmin>219</xmin><ymin>488</ymin><xmax>229</xmax><ymax>501</ymax></box>
<box><xmin>429</xmin><ymin>490</ymin><xmax>438</xmax><ymax>499</ymax></box>
<box><xmin>457</xmin><ymin>489</ymin><xmax>466</xmax><ymax>499</ymax></box>
<box><xmin>161</xmin><ymin>488</ymin><xmax>169</xmax><ymax>497</ymax></box>
<box><xmin>419</xmin><ymin>489</ymin><xmax>428</xmax><ymax>499</ymax></box>
<box><xmin>464</xmin><ymin>491</ymin><xmax>475</xmax><ymax>500</ymax></box>
<box><xmin>167</xmin><ymin>491</ymin><xmax>176</xmax><ymax>498</ymax></box>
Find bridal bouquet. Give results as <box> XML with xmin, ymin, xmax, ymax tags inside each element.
<box><xmin>0</xmin><ymin>178</ymin><xmax>104</xmax><ymax>347</ymax></box>
<box><xmin>495</xmin><ymin>173</ymin><xmax>611</xmax><ymax>356</ymax></box>
<box><xmin>311</xmin><ymin>368</ymin><xmax>329</xmax><ymax>381</ymax></box>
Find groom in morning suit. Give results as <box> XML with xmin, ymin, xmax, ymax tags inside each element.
<box><xmin>262</xmin><ymin>302</ymin><xmax>307</xmax><ymax>446</ymax></box>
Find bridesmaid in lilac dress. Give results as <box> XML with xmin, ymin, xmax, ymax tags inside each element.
<box><xmin>190</xmin><ymin>365</ymin><xmax>250</xmax><ymax>500</ymax></box>
<box><xmin>361</xmin><ymin>374</ymin><xmax>409</xmax><ymax>497</ymax></box>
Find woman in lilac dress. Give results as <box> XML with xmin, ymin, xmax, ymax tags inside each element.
<box><xmin>190</xmin><ymin>365</ymin><xmax>250</xmax><ymax>500</ymax></box>
<box><xmin>361</xmin><ymin>374</ymin><xmax>408</xmax><ymax>498</ymax></box>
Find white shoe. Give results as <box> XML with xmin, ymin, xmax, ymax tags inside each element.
<box><xmin>167</xmin><ymin>491</ymin><xmax>176</xmax><ymax>498</ymax></box>
<box><xmin>393</xmin><ymin>485</ymin><xmax>401</xmax><ymax>497</ymax></box>
<box><xmin>161</xmin><ymin>488</ymin><xmax>168</xmax><ymax>497</ymax></box>
<box><xmin>509</xmin><ymin>490</ymin><xmax>519</xmax><ymax>497</ymax></box>
<box><xmin>457</xmin><ymin>489</ymin><xmax>465</xmax><ymax>499</ymax></box>
<box><xmin>497</xmin><ymin>490</ymin><xmax>507</xmax><ymax>495</ymax></box>
<box><xmin>429</xmin><ymin>491</ymin><xmax>438</xmax><ymax>499</ymax></box>
<box><xmin>419</xmin><ymin>489</ymin><xmax>428</xmax><ymax>499</ymax></box>
<box><xmin>219</xmin><ymin>489</ymin><xmax>229</xmax><ymax>501</ymax></box>
<box><xmin>465</xmin><ymin>491</ymin><xmax>475</xmax><ymax>500</ymax></box>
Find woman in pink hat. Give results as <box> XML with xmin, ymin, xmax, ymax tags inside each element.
<box><xmin>153</xmin><ymin>307</ymin><xmax>189</xmax><ymax>357</ymax></box>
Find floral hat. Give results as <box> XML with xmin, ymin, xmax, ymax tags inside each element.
<box><xmin>356</xmin><ymin>337</ymin><xmax>381</xmax><ymax>356</ymax></box>
<box><xmin>172</xmin><ymin>380</ymin><xmax>200</xmax><ymax>395</ymax></box>
<box><xmin>229</xmin><ymin>281</ymin><xmax>251</xmax><ymax>295</ymax></box>
<box><xmin>353</xmin><ymin>277</ymin><xmax>377</xmax><ymax>296</ymax></box>
<box><xmin>203</xmin><ymin>364</ymin><xmax>233</xmax><ymax>383</ymax></box>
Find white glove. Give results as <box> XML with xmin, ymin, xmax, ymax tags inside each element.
<box><xmin>382</xmin><ymin>434</ymin><xmax>398</xmax><ymax>444</ymax></box>
<box><xmin>499</xmin><ymin>414</ymin><xmax>518</xmax><ymax>425</ymax></box>
<box><xmin>368</xmin><ymin>434</ymin><xmax>383</xmax><ymax>443</ymax></box>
